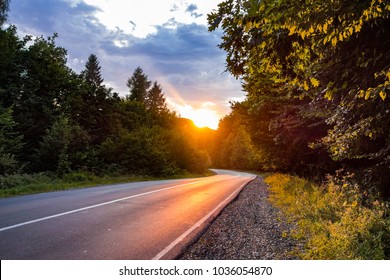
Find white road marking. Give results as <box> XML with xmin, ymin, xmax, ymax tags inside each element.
<box><xmin>152</xmin><ymin>175</ymin><xmax>257</xmax><ymax>260</ymax></box>
<box><xmin>0</xmin><ymin>180</ymin><xmax>207</xmax><ymax>232</ymax></box>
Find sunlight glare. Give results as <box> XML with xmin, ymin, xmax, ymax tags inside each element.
<box><xmin>168</xmin><ymin>100</ymin><xmax>220</xmax><ymax>130</ymax></box>
<box><xmin>190</xmin><ymin>108</ymin><xmax>219</xmax><ymax>130</ymax></box>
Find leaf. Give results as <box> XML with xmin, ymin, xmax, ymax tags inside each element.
<box><xmin>300</xmin><ymin>30</ymin><xmax>307</xmax><ymax>40</ymax></box>
<box><xmin>323</xmin><ymin>22</ymin><xmax>328</xmax><ymax>33</ymax></box>
<box><xmin>324</xmin><ymin>90</ymin><xmax>333</xmax><ymax>100</ymax></box>
<box><xmin>288</xmin><ymin>26</ymin><xmax>296</xmax><ymax>35</ymax></box>
<box><xmin>331</xmin><ymin>36</ymin><xmax>338</xmax><ymax>47</ymax></box>
<box><xmin>244</xmin><ymin>22</ymin><xmax>252</xmax><ymax>33</ymax></box>
<box><xmin>379</xmin><ymin>91</ymin><xmax>387</xmax><ymax>101</ymax></box>
<box><xmin>310</xmin><ymin>77</ymin><xmax>320</xmax><ymax>87</ymax></box>
<box><xmin>303</xmin><ymin>81</ymin><xmax>309</xmax><ymax>91</ymax></box>
<box><xmin>323</xmin><ymin>36</ymin><xmax>328</xmax><ymax>45</ymax></box>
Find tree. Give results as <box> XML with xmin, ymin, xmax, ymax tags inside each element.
<box><xmin>0</xmin><ymin>0</ymin><xmax>9</xmax><ymax>26</ymax></box>
<box><xmin>8</xmin><ymin>34</ymin><xmax>75</xmax><ymax>170</ymax></box>
<box><xmin>66</xmin><ymin>54</ymin><xmax>120</xmax><ymax>146</ymax></box>
<box><xmin>37</xmin><ymin>116</ymin><xmax>89</xmax><ymax>175</ymax></box>
<box><xmin>145</xmin><ymin>81</ymin><xmax>169</xmax><ymax>114</ymax></box>
<box><xmin>0</xmin><ymin>106</ymin><xmax>22</xmax><ymax>174</ymax></box>
<box><xmin>126</xmin><ymin>67</ymin><xmax>151</xmax><ymax>103</ymax></box>
<box><xmin>82</xmin><ymin>54</ymin><xmax>104</xmax><ymax>87</ymax></box>
<box><xmin>0</xmin><ymin>25</ymin><xmax>26</xmax><ymax>109</ymax></box>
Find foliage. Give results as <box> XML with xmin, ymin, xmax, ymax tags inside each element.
<box><xmin>265</xmin><ymin>173</ymin><xmax>390</xmax><ymax>259</ymax></box>
<box><xmin>0</xmin><ymin>106</ymin><xmax>22</xmax><ymax>174</ymax></box>
<box><xmin>37</xmin><ymin>115</ymin><xmax>90</xmax><ymax>175</ymax></box>
<box><xmin>208</xmin><ymin>0</ymin><xmax>390</xmax><ymax>195</ymax></box>
<box><xmin>81</xmin><ymin>54</ymin><xmax>104</xmax><ymax>87</ymax></box>
<box><xmin>0</xmin><ymin>0</ymin><xmax>9</xmax><ymax>26</ymax></box>
<box><xmin>146</xmin><ymin>81</ymin><xmax>170</xmax><ymax>116</ymax></box>
<box><xmin>126</xmin><ymin>66</ymin><xmax>152</xmax><ymax>103</ymax></box>
<box><xmin>0</xmin><ymin>17</ymin><xmax>211</xmax><ymax>189</ymax></box>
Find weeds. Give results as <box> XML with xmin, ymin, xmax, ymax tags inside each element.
<box><xmin>265</xmin><ymin>173</ymin><xmax>390</xmax><ymax>259</ymax></box>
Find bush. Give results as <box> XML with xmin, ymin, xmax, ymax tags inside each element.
<box><xmin>0</xmin><ymin>173</ymin><xmax>53</xmax><ymax>189</ymax></box>
<box><xmin>265</xmin><ymin>173</ymin><xmax>390</xmax><ymax>259</ymax></box>
<box><xmin>62</xmin><ymin>172</ymin><xmax>94</xmax><ymax>183</ymax></box>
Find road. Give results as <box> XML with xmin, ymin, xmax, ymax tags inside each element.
<box><xmin>0</xmin><ymin>169</ymin><xmax>255</xmax><ymax>260</ymax></box>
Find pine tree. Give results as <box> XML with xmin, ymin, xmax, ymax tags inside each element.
<box><xmin>82</xmin><ymin>54</ymin><xmax>104</xmax><ymax>87</ymax></box>
<box><xmin>126</xmin><ymin>67</ymin><xmax>151</xmax><ymax>103</ymax></box>
<box><xmin>146</xmin><ymin>81</ymin><xmax>168</xmax><ymax>114</ymax></box>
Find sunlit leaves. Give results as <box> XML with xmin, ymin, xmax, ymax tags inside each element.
<box><xmin>379</xmin><ymin>91</ymin><xmax>387</xmax><ymax>101</ymax></box>
<box><xmin>310</xmin><ymin>77</ymin><xmax>320</xmax><ymax>88</ymax></box>
<box><xmin>209</xmin><ymin>0</ymin><xmax>390</xmax><ymax>196</ymax></box>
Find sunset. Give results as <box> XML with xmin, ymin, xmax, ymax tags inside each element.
<box><xmin>188</xmin><ymin>107</ymin><xmax>219</xmax><ymax>129</ymax></box>
<box><xmin>1</xmin><ymin>0</ymin><xmax>389</xmax><ymax>275</ymax></box>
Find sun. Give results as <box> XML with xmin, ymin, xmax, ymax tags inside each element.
<box><xmin>167</xmin><ymin>100</ymin><xmax>221</xmax><ymax>130</ymax></box>
<box><xmin>190</xmin><ymin>108</ymin><xmax>219</xmax><ymax>130</ymax></box>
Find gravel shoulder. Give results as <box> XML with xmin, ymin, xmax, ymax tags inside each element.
<box><xmin>179</xmin><ymin>176</ymin><xmax>301</xmax><ymax>260</ymax></box>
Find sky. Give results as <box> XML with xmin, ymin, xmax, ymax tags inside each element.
<box><xmin>7</xmin><ymin>0</ymin><xmax>245</xmax><ymax>129</ymax></box>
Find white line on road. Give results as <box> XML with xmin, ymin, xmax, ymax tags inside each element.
<box><xmin>152</xmin><ymin>175</ymin><xmax>257</xmax><ymax>260</ymax></box>
<box><xmin>0</xmin><ymin>180</ymin><xmax>207</xmax><ymax>233</ymax></box>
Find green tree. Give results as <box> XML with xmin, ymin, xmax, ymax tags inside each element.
<box><xmin>0</xmin><ymin>0</ymin><xmax>9</xmax><ymax>26</ymax></box>
<box><xmin>11</xmin><ymin>34</ymin><xmax>75</xmax><ymax>170</ymax></box>
<box><xmin>0</xmin><ymin>106</ymin><xmax>22</xmax><ymax>174</ymax></box>
<box><xmin>66</xmin><ymin>54</ymin><xmax>120</xmax><ymax>146</ymax></box>
<box><xmin>0</xmin><ymin>25</ymin><xmax>28</xmax><ymax>109</ymax></box>
<box><xmin>82</xmin><ymin>54</ymin><xmax>104</xmax><ymax>87</ymax></box>
<box><xmin>126</xmin><ymin>67</ymin><xmax>151</xmax><ymax>103</ymax></box>
<box><xmin>38</xmin><ymin>116</ymin><xmax>90</xmax><ymax>175</ymax></box>
<box><xmin>145</xmin><ymin>81</ymin><xmax>169</xmax><ymax>115</ymax></box>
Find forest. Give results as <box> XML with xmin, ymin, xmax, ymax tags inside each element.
<box><xmin>0</xmin><ymin>0</ymin><xmax>212</xmax><ymax>189</ymax></box>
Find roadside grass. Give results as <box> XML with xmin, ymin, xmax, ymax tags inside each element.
<box><xmin>264</xmin><ymin>173</ymin><xmax>390</xmax><ymax>259</ymax></box>
<box><xmin>0</xmin><ymin>170</ymin><xmax>215</xmax><ymax>198</ymax></box>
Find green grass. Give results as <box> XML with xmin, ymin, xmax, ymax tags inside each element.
<box><xmin>265</xmin><ymin>173</ymin><xmax>390</xmax><ymax>260</ymax></box>
<box><xmin>0</xmin><ymin>170</ymin><xmax>215</xmax><ymax>198</ymax></box>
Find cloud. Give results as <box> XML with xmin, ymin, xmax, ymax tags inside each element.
<box><xmin>129</xmin><ymin>21</ymin><xmax>136</xmax><ymax>31</ymax></box>
<box><xmin>8</xmin><ymin>0</ymin><xmax>242</xmax><ymax>116</ymax></box>
<box><xmin>170</xmin><ymin>4</ymin><xmax>179</xmax><ymax>12</ymax></box>
<box><xmin>186</xmin><ymin>4</ymin><xmax>198</xmax><ymax>13</ymax></box>
<box><xmin>185</xmin><ymin>3</ymin><xmax>203</xmax><ymax>18</ymax></box>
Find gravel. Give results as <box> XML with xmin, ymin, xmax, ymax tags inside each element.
<box><xmin>178</xmin><ymin>176</ymin><xmax>301</xmax><ymax>260</ymax></box>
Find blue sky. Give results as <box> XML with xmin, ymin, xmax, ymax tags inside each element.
<box><xmin>6</xmin><ymin>0</ymin><xmax>244</xmax><ymax>125</ymax></box>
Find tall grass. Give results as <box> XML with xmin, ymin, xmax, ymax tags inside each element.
<box><xmin>265</xmin><ymin>173</ymin><xmax>390</xmax><ymax>259</ymax></box>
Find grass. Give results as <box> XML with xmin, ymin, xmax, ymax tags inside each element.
<box><xmin>264</xmin><ymin>173</ymin><xmax>390</xmax><ymax>259</ymax></box>
<box><xmin>0</xmin><ymin>170</ymin><xmax>215</xmax><ymax>198</ymax></box>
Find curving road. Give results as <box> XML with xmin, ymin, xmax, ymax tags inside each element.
<box><xmin>0</xmin><ymin>169</ymin><xmax>255</xmax><ymax>260</ymax></box>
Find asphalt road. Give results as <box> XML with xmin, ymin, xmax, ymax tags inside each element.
<box><xmin>0</xmin><ymin>169</ymin><xmax>255</xmax><ymax>260</ymax></box>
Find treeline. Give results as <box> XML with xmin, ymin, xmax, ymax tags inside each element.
<box><xmin>0</xmin><ymin>5</ymin><xmax>210</xmax><ymax>179</ymax></box>
<box><xmin>208</xmin><ymin>0</ymin><xmax>390</xmax><ymax>198</ymax></box>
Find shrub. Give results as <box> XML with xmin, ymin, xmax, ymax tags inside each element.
<box><xmin>0</xmin><ymin>173</ymin><xmax>53</xmax><ymax>189</ymax></box>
